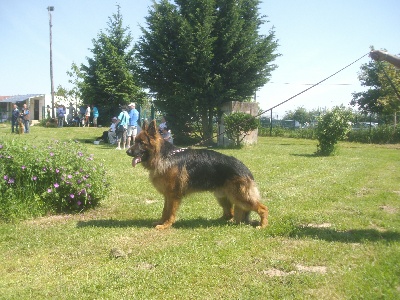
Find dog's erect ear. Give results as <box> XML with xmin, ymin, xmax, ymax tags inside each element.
<box><xmin>142</xmin><ymin>121</ymin><xmax>148</xmax><ymax>132</ymax></box>
<box><xmin>147</xmin><ymin>119</ymin><xmax>158</xmax><ymax>137</ymax></box>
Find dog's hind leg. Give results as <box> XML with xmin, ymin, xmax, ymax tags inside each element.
<box><xmin>154</xmin><ymin>196</ymin><xmax>182</xmax><ymax>230</ymax></box>
<box><xmin>226</xmin><ymin>177</ymin><xmax>269</xmax><ymax>228</ymax></box>
<box><xmin>233</xmin><ymin>207</ymin><xmax>251</xmax><ymax>224</ymax></box>
<box><xmin>215</xmin><ymin>194</ymin><xmax>234</xmax><ymax>220</ymax></box>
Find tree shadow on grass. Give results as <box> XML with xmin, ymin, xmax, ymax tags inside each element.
<box><xmin>76</xmin><ymin>217</ymin><xmax>230</xmax><ymax>229</ymax></box>
<box><xmin>290</xmin><ymin>153</ymin><xmax>318</xmax><ymax>158</ymax></box>
<box><xmin>290</xmin><ymin>227</ymin><xmax>400</xmax><ymax>243</ymax></box>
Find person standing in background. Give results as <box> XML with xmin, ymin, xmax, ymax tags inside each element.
<box><xmin>21</xmin><ymin>103</ymin><xmax>30</xmax><ymax>133</ymax></box>
<box><xmin>115</xmin><ymin>105</ymin><xmax>130</xmax><ymax>150</ymax></box>
<box><xmin>11</xmin><ymin>104</ymin><xmax>20</xmax><ymax>133</ymax></box>
<box><xmin>85</xmin><ymin>104</ymin><xmax>91</xmax><ymax>127</ymax></box>
<box><xmin>46</xmin><ymin>105</ymin><xmax>51</xmax><ymax>119</ymax></box>
<box><xmin>92</xmin><ymin>104</ymin><xmax>99</xmax><ymax>127</ymax></box>
<box><xmin>57</xmin><ymin>104</ymin><xmax>66</xmax><ymax>128</ymax></box>
<box><xmin>67</xmin><ymin>103</ymin><xmax>75</xmax><ymax>125</ymax></box>
<box><xmin>127</xmin><ymin>102</ymin><xmax>139</xmax><ymax>147</ymax></box>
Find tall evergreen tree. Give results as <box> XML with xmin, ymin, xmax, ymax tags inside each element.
<box><xmin>80</xmin><ymin>6</ymin><xmax>145</xmax><ymax>122</ymax></box>
<box><xmin>136</xmin><ymin>0</ymin><xmax>279</xmax><ymax>141</ymax></box>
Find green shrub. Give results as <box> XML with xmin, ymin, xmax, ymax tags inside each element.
<box><xmin>315</xmin><ymin>106</ymin><xmax>352</xmax><ymax>156</ymax></box>
<box><xmin>0</xmin><ymin>139</ymin><xmax>110</xmax><ymax>221</ymax></box>
<box><xmin>347</xmin><ymin>125</ymin><xmax>400</xmax><ymax>144</ymax></box>
<box><xmin>223</xmin><ymin>112</ymin><xmax>259</xmax><ymax>147</ymax></box>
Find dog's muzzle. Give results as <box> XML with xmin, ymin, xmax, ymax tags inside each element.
<box><xmin>126</xmin><ymin>146</ymin><xmax>143</xmax><ymax>167</ymax></box>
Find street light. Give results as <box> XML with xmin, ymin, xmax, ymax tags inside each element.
<box><xmin>47</xmin><ymin>6</ymin><xmax>55</xmax><ymax>118</ymax></box>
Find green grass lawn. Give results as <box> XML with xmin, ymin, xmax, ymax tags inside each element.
<box><xmin>0</xmin><ymin>124</ymin><xmax>399</xmax><ymax>299</ymax></box>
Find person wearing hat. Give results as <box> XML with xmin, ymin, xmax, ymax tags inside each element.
<box><xmin>127</xmin><ymin>102</ymin><xmax>139</xmax><ymax>147</ymax></box>
<box><xmin>108</xmin><ymin>117</ymin><xmax>118</xmax><ymax>144</ymax></box>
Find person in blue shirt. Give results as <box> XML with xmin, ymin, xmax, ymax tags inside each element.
<box><xmin>127</xmin><ymin>102</ymin><xmax>139</xmax><ymax>147</ymax></box>
<box><xmin>92</xmin><ymin>104</ymin><xmax>99</xmax><ymax>127</ymax></box>
<box><xmin>115</xmin><ymin>105</ymin><xmax>130</xmax><ymax>150</ymax></box>
<box><xmin>57</xmin><ymin>104</ymin><xmax>66</xmax><ymax>128</ymax></box>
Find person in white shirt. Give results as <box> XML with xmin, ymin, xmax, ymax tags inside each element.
<box><xmin>162</xmin><ymin>127</ymin><xmax>173</xmax><ymax>144</ymax></box>
<box><xmin>85</xmin><ymin>104</ymin><xmax>91</xmax><ymax>127</ymax></box>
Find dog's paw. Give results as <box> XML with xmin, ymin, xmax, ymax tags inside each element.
<box><xmin>155</xmin><ymin>223</ymin><xmax>172</xmax><ymax>230</ymax></box>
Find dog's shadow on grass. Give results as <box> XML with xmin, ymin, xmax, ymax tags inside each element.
<box><xmin>289</xmin><ymin>227</ymin><xmax>400</xmax><ymax>243</ymax></box>
<box><xmin>76</xmin><ymin>217</ymin><xmax>230</xmax><ymax>229</ymax></box>
<box><xmin>76</xmin><ymin>220</ymin><xmax>400</xmax><ymax>243</ymax></box>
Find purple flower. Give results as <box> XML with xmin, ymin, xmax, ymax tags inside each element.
<box><xmin>55</xmin><ymin>169</ymin><xmax>60</xmax><ymax>173</ymax></box>
<box><xmin>70</xmin><ymin>194</ymin><xmax>75</xmax><ymax>199</ymax></box>
<box><xmin>50</xmin><ymin>152</ymin><xmax>54</xmax><ymax>157</ymax></box>
<box><xmin>47</xmin><ymin>188</ymin><xmax>52</xmax><ymax>193</ymax></box>
<box><xmin>0</xmin><ymin>144</ymin><xmax>3</xmax><ymax>149</ymax></box>
<box><xmin>67</xmin><ymin>175</ymin><xmax>72</xmax><ymax>179</ymax></box>
<box><xmin>3</xmin><ymin>175</ymin><xmax>8</xmax><ymax>180</ymax></box>
<box><xmin>8</xmin><ymin>178</ymin><xmax>14</xmax><ymax>184</ymax></box>
<box><xmin>77</xmin><ymin>201</ymin><xmax>82</xmax><ymax>206</ymax></box>
<box><xmin>54</xmin><ymin>183</ymin><xmax>59</xmax><ymax>188</ymax></box>
<box><xmin>32</xmin><ymin>176</ymin><xmax>37</xmax><ymax>181</ymax></box>
<box><xmin>42</xmin><ymin>167</ymin><xmax>47</xmax><ymax>172</ymax></box>
<box><xmin>21</xmin><ymin>165</ymin><xmax>26</xmax><ymax>170</ymax></box>
<box><xmin>77</xmin><ymin>152</ymin><xmax>83</xmax><ymax>157</ymax></box>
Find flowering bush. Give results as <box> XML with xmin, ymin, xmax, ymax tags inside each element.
<box><xmin>0</xmin><ymin>139</ymin><xmax>110</xmax><ymax>221</ymax></box>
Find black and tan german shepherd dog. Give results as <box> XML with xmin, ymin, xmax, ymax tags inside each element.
<box><xmin>126</xmin><ymin>120</ymin><xmax>268</xmax><ymax>229</ymax></box>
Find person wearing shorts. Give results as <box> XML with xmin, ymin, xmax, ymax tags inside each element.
<box><xmin>115</xmin><ymin>105</ymin><xmax>130</xmax><ymax>150</ymax></box>
<box><xmin>127</xmin><ymin>102</ymin><xmax>139</xmax><ymax>147</ymax></box>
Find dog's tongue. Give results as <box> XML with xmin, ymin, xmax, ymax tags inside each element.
<box><xmin>132</xmin><ymin>157</ymin><xmax>141</xmax><ymax>167</ymax></box>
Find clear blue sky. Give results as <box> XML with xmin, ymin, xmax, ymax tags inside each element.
<box><xmin>1</xmin><ymin>0</ymin><xmax>399</xmax><ymax>118</ymax></box>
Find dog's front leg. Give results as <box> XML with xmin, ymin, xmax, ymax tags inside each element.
<box><xmin>154</xmin><ymin>197</ymin><xmax>181</xmax><ymax>229</ymax></box>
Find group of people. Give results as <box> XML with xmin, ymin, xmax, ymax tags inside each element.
<box><xmin>47</xmin><ymin>103</ymin><xmax>100</xmax><ymax>128</ymax></box>
<box><xmin>105</xmin><ymin>104</ymin><xmax>173</xmax><ymax>150</ymax></box>
<box><xmin>77</xmin><ymin>104</ymin><xmax>99</xmax><ymax>127</ymax></box>
<box><xmin>82</xmin><ymin>104</ymin><xmax>99</xmax><ymax>127</ymax></box>
<box><xmin>106</xmin><ymin>102</ymin><xmax>140</xmax><ymax>150</ymax></box>
<box><xmin>11</xmin><ymin>103</ymin><xmax>30</xmax><ymax>134</ymax></box>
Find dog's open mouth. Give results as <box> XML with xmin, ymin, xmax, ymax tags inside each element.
<box><xmin>132</xmin><ymin>156</ymin><xmax>142</xmax><ymax>167</ymax></box>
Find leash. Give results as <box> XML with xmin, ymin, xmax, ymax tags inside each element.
<box><xmin>192</xmin><ymin>52</ymin><xmax>370</xmax><ymax>147</ymax></box>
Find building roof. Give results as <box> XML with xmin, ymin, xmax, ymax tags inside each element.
<box><xmin>0</xmin><ymin>94</ymin><xmax>45</xmax><ymax>103</ymax></box>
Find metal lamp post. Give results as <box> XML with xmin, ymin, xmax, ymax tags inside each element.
<box><xmin>47</xmin><ymin>6</ymin><xmax>55</xmax><ymax>118</ymax></box>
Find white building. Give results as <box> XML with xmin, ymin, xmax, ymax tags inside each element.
<box><xmin>0</xmin><ymin>94</ymin><xmax>77</xmax><ymax>124</ymax></box>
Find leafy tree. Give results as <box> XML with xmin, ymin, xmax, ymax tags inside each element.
<box><xmin>136</xmin><ymin>0</ymin><xmax>279</xmax><ymax>141</ymax></box>
<box><xmin>351</xmin><ymin>48</ymin><xmax>400</xmax><ymax>124</ymax></box>
<box><xmin>315</xmin><ymin>106</ymin><xmax>352</xmax><ymax>156</ymax></box>
<box><xmin>223</xmin><ymin>112</ymin><xmax>259</xmax><ymax>147</ymax></box>
<box><xmin>79</xmin><ymin>6</ymin><xmax>146</xmax><ymax>123</ymax></box>
<box><xmin>283</xmin><ymin>106</ymin><xmax>313</xmax><ymax>126</ymax></box>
